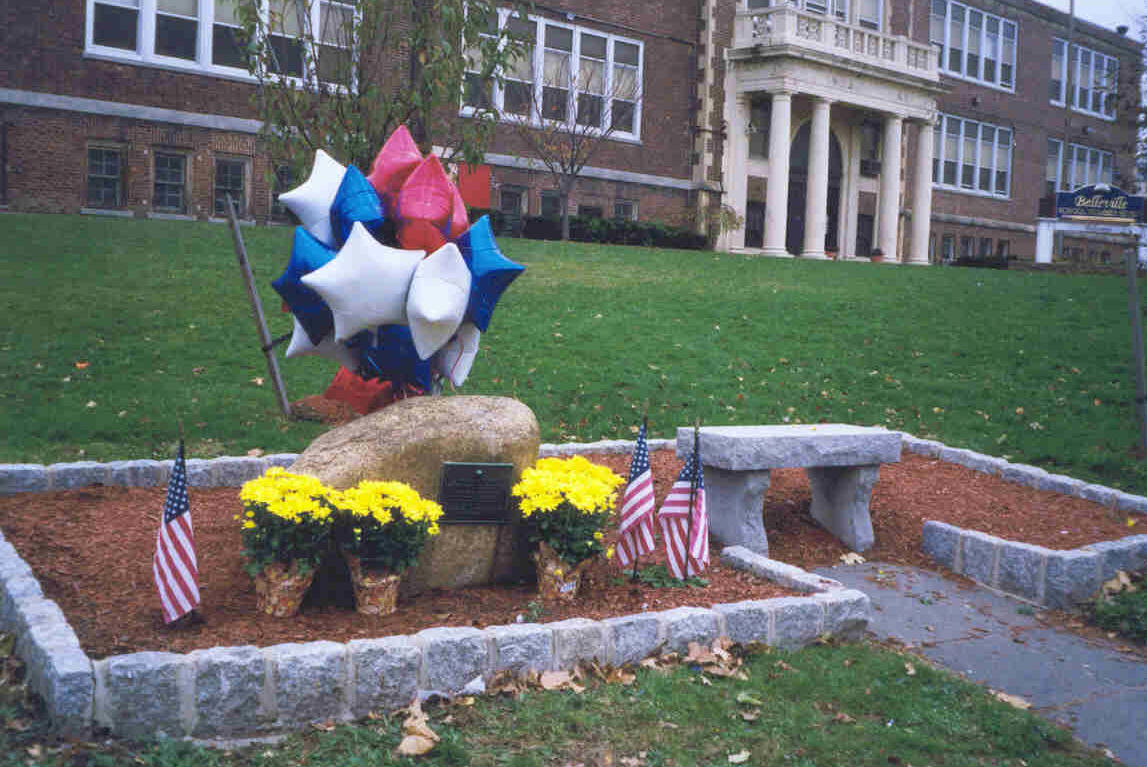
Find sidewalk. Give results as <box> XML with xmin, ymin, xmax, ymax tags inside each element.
<box><xmin>814</xmin><ymin>563</ymin><xmax>1147</xmax><ymax>766</ymax></box>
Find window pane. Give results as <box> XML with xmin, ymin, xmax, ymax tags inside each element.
<box><xmin>215</xmin><ymin>159</ymin><xmax>245</xmax><ymax>217</ymax></box>
<box><xmin>579</xmin><ymin>57</ymin><xmax>604</xmax><ymax>94</ymax></box>
<box><xmin>320</xmin><ymin>2</ymin><xmax>352</xmax><ymax>46</ymax></box>
<box><xmin>317</xmin><ymin>43</ymin><xmax>352</xmax><ymax>84</ymax></box>
<box><xmin>540</xmin><ymin>193</ymin><xmax>560</xmax><ymax>218</ymax></box>
<box><xmin>154</xmin><ymin>154</ymin><xmax>186</xmax><ymax>213</ymax></box>
<box><xmin>962</xmin><ymin>120</ymin><xmax>977</xmax><ymax>188</ymax></box>
<box><xmin>1046</xmin><ymin>139</ymin><xmax>1060</xmax><ymax>193</ymax></box>
<box><xmin>966</xmin><ymin>10</ymin><xmax>981</xmax><ymax>78</ymax></box>
<box><xmin>87</xmin><ymin>149</ymin><xmax>123</xmax><ymax>208</ymax></box>
<box><xmin>947</xmin><ymin>5</ymin><xmax>963</xmax><ymax>74</ymax></box>
<box><xmin>542</xmin><ymin>86</ymin><xmax>568</xmax><ymax>120</ymax></box>
<box><xmin>581</xmin><ymin>33</ymin><xmax>606</xmax><ymax>60</ymax></box>
<box><xmin>159</xmin><ymin>0</ymin><xmax>196</xmax><ymax>14</ymax></box>
<box><xmin>504</xmin><ymin>81</ymin><xmax>531</xmax><ymax>115</ymax></box>
<box><xmin>463</xmin><ymin>72</ymin><xmax>493</xmax><ymax>109</ymax></box>
<box><xmin>576</xmin><ymin>94</ymin><xmax>602</xmax><ymax>127</ymax></box>
<box><xmin>215</xmin><ymin>0</ymin><xmax>240</xmax><ymax>26</ymax></box>
<box><xmin>270</xmin><ymin>0</ymin><xmax>302</xmax><ymax>36</ymax></box>
<box><xmin>615</xmin><ymin>41</ymin><xmax>639</xmax><ymax>66</ymax></box>
<box><xmin>995</xmin><ymin>139</ymin><xmax>1010</xmax><ymax>195</ymax></box>
<box><xmin>979</xmin><ymin>126</ymin><xmax>994</xmax><ymax>191</ymax></box>
<box><xmin>1050</xmin><ymin>39</ymin><xmax>1064</xmax><ymax>100</ymax></box>
<box><xmin>544</xmin><ymin>50</ymin><xmax>569</xmax><ymax>86</ymax></box>
<box><xmin>507</xmin><ymin>44</ymin><xmax>534</xmax><ymax>81</ymax></box>
<box><xmin>613</xmin><ymin>64</ymin><xmax>637</xmax><ymax>97</ymax></box>
<box><xmin>506</xmin><ymin>16</ymin><xmax>535</xmax><ymax>41</ymax></box>
<box><xmin>156</xmin><ymin>14</ymin><xmax>197</xmax><ymax>59</ymax></box>
<box><xmin>93</xmin><ymin>3</ymin><xmax>139</xmax><ymax>50</ymax></box>
<box><xmin>1101</xmin><ymin>153</ymin><xmax>1113</xmax><ymax>185</ymax></box>
<box><xmin>269</xmin><ymin>34</ymin><xmax>304</xmax><ymax>76</ymax></box>
<box><xmin>545</xmin><ymin>25</ymin><xmax>572</xmax><ymax>51</ymax></box>
<box><xmin>611</xmin><ymin>100</ymin><xmax>635</xmax><ymax>133</ymax></box>
<box><xmin>1000</xmin><ymin>21</ymin><xmax>1015</xmax><ymax>86</ymax></box>
<box><xmin>212</xmin><ymin>23</ymin><xmax>248</xmax><ymax>67</ymax></box>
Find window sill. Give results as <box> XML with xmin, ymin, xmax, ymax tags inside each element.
<box><xmin>459</xmin><ymin>106</ymin><xmax>642</xmax><ymax>145</ymax></box>
<box><xmin>933</xmin><ymin>184</ymin><xmax>1010</xmax><ymax>201</ymax></box>
<box><xmin>147</xmin><ymin>212</ymin><xmax>196</xmax><ymax>221</ymax></box>
<box><xmin>936</xmin><ymin>69</ymin><xmax>1015</xmax><ymax>95</ymax></box>
<box><xmin>84</xmin><ymin>49</ymin><xmax>257</xmax><ymax>85</ymax></box>
<box><xmin>80</xmin><ymin>207</ymin><xmax>135</xmax><ymax>218</ymax></box>
<box><xmin>1049</xmin><ymin>101</ymin><xmax>1117</xmax><ymax>123</ymax></box>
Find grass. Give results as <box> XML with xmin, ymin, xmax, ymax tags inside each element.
<box><xmin>0</xmin><ymin>640</ymin><xmax>1117</xmax><ymax>766</ymax></box>
<box><xmin>2</xmin><ymin>213</ymin><xmax>1147</xmax><ymax>494</ymax></box>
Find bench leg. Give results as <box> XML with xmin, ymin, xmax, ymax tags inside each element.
<box><xmin>806</xmin><ymin>465</ymin><xmax>879</xmax><ymax>553</ymax></box>
<box><xmin>704</xmin><ymin>466</ymin><xmax>772</xmax><ymax>556</ymax></box>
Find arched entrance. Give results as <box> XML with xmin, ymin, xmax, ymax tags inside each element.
<box><xmin>786</xmin><ymin>123</ymin><xmax>843</xmax><ymax>255</ymax></box>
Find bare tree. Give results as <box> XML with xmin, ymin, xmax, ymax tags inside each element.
<box><xmin>501</xmin><ymin>33</ymin><xmax>643</xmax><ymax>240</ymax></box>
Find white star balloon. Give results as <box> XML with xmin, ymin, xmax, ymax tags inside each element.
<box><xmin>301</xmin><ymin>221</ymin><xmax>425</xmax><ymax>342</ymax></box>
<box><xmin>284</xmin><ymin>317</ymin><xmax>362</xmax><ymax>371</ymax></box>
<box><xmin>406</xmin><ymin>242</ymin><xmax>472</xmax><ymax>360</ymax></box>
<box><xmin>433</xmin><ymin>322</ymin><xmax>481</xmax><ymax>387</ymax></box>
<box><xmin>278</xmin><ymin>149</ymin><xmax>347</xmax><ymax>247</ymax></box>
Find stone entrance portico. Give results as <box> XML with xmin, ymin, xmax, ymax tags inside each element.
<box><xmin>719</xmin><ymin>3</ymin><xmax>944</xmax><ymax>264</ymax></box>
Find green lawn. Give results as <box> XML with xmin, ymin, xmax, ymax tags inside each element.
<box><xmin>0</xmin><ymin>639</ymin><xmax>1117</xmax><ymax>766</ymax></box>
<box><xmin>2</xmin><ymin>213</ymin><xmax>1145</xmax><ymax>493</ymax></box>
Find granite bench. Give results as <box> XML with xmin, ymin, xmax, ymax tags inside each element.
<box><xmin>676</xmin><ymin>425</ymin><xmax>901</xmax><ymax>556</ymax></box>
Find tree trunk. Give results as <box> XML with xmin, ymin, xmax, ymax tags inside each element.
<box><xmin>407</xmin><ymin>0</ymin><xmax>430</xmax><ymax>149</ymax></box>
<box><xmin>560</xmin><ymin>192</ymin><xmax>571</xmax><ymax>241</ymax></box>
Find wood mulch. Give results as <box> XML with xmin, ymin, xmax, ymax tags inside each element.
<box><xmin>0</xmin><ymin>450</ymin><xmax>1140</xmax><ymax>660</ymax></box>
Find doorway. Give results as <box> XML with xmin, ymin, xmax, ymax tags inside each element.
<box><xmin>785</xmin><ymin>122</ymin><xmax>843</xmax><ymax>255</ymax></box>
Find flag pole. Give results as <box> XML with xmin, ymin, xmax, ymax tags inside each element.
<box><xmin>630</xmin><ymin>405</ymin><xmax>649</xmax><ymax>583</ymax></box>
<box><xmin>684</xmin><ymin>419</ymin><xmax>700</xmax><ymax>579</ymax></box>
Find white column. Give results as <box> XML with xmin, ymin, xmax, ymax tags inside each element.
<box><xmin>802</xmin><ymin>97</ymin><xmax>832</xmax><ymax>259</ymax></box>
<box><xmin>877</xmin><ymin>114</ymin><xmax>903</xmax><ymax>261</ymax></box>
<box><xmin>719</xmin><ymin>90</ymin><xmax>751</xmax><ymax>251</ymax></box>
<box><xmin>843</xmin><ymin>122</ymin><xmax>861</xmax><ymax>259</ymax></box>
<box><xmin>1035</xmin><ymin>218</ymin><xmax>1056</xmax><ymax>264</ymax></box>
<box><xmin>906</xmin><ymin>119</ymin><xmax>933</xmax><ymax>265</ymax></box>
<box><xmin>763</xmin><ymin>91</ymin><xmax>793</xmax><ymax>258</ymax></box>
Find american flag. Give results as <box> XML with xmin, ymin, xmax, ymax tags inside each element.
<box><xmin>154</xmin><ymin>440</ymin><xmax>200</xmax><ymax>623</ymax></box>
<box><xmin>656</xmin><ymin>450</ymin><xmax>709</xmax><ymax>579</ymax></box>
<box><xmin>616</xmin><ymin>421</ymin><xmax>656</xmax><ymax>568</ymax></box>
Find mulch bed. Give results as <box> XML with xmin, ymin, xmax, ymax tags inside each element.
<box><xmin>0</xmin><ymin>450</ymin><xmax>1140</xmax><ymax>660</ymax></box>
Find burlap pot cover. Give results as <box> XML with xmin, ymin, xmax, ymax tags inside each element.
<box><xmin>534</xmin><ymin>542</ymin><xmax>592</xmax><ymax>602</ymax></box>
<box><xmin>343</xmin><ymin>552</ymin><xmax>402</xmax><ymax>616</ymax></box>
<box><xmin>253</xmin><ymin>560</ymin><xmax>317</xmax><ymax>618</ymax></box>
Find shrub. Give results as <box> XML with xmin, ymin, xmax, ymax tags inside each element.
<box><xmin>1090</xmin><ymin>570</ymin><xmax>1147</xmax><ymax>643</ymax></box>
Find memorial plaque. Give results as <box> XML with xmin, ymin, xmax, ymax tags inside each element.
<box><xmin>437</xmin><ymin>462</ymin><xmax>516</xmax><ymax>523</ymax></box>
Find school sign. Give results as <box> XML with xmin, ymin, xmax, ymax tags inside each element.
<box><xmin>1055</xmin><ymin>184</ymin><xmax>1144</xmax><ymax>223</ymax></box>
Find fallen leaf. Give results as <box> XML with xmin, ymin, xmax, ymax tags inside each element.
<box><xmin>247</xmin><ymin>448</ymin><xmax>265</xmax><ymax>457</ymax></box>
<box><xmin>832</xmin><ymin>712</ymin><xmax>857</xmax><ymax>724</ymax></box>
<box><xmin>697</xmin><ymin>675</ymin><xmax>713</xmax><ymax>686</ymax></box>
<box><xmin>904</xmin><ymin>663</ymin><xmax>916</xmax><ymax>676</ymax></box>
<box><xmin>839</xmin><ymin>552</ymin><xmax>866</xmax><ymax>565</ymax></box>
<box><xmin>735</xmin><ymin>692</ymin><xmax>764</xmax><ymax>706</ymax></box>
<box><xmin>74</xmin><ymin>361</ymin><xmax>90</xmax><ymax>369</ymax></box>
<box><xmin>992</xmin><ymin>690</ymin><xmax>1032</xmax><ymax>710</ymax></box>
<box><xmin>85</xmin><ymin>400</ymin><xmax>97</xmax><ymax>408</ymax></box>
<box><xmin>396</xmin><ymin>735</ymin><xmax>437</xmax><ymax>756</ymax></box>
<box><xmin>310</xmin><ymin>721</ymin><xmax>336</xmax><ymax>732</ymax></box>
<box><xmin>775</xmin><ymin>660</ymin><xmax>796</xmax><ymax>672</ymax></box>
<box><xmin>727</xmin><ymin>750</ymin><xmax>751</xmax><ymax>764</ymax></box>
<box><xmin>26</xmin><ymin>745</ymin><xmax>42</xmax><ymax>758</ymax></box>
<box><xmin>539</xmin><ymin>670</ymin><xmax>585</xmax><ymax>692</ymax></box>
<box><xmin>739</xmin><ymin>709</ymin><xmax>761</xmax><ymax>721</ymax></box>
<box><xmin>657</xmin><ymin>721</ymin><xmax>679</xmax><ymax>729</ymax></box>
<box><xmin>843</xmin><ymin>659</ymin><xmax>854</xmax><ymax>667</ymax></box>
<box><xmin>250</xmin><ymin>377</ymin><xmax>265</xmax><ymax>386</ymax></box>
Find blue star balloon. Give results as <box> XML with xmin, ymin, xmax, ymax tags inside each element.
<box><xmin>329</xmin><ymin>165</ymin><xmax>386</xmax><ymax>247</ymax></box>
<box><xmin>359</xmin><ymin>325</ymin><xmax>432</xmax><ymax>391</ymax></box>
<box><xmin>458</xmin><ymin>215</ymin><xmax>525</xmax><ymax>333</ymax></box>
<box><xmin>271</xmin><ymin>227</ymin><xmax>338</xmax><ymax>345</ymax></box>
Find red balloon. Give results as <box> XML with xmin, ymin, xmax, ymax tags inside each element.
<box><xmin>447</xmin><ymin>183</ymin><xmax>470</xmax><ymax>241</ymax></box>
<box><xmin>365</xmin><ymin>125</ymin><xmax>422</xmax><ymax>212</ymax></box>
<box><xmin>395</xmin><ymin>155</ymin><xmax>454</xmax><ymax>251</ymax></box>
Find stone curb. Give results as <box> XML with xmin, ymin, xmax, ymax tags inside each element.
<box><xmin>904</xmin><ymin>432</ymin><xmax>1147</xmax><ymax>609</ymax></box>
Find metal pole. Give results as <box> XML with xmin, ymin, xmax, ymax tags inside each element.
<box><xmin>226</xmin><ymin>194</ymin><xmax>293</xmax><ymax>418</ymax></box>
<box><xmin>1126</xmin><ymin>246</ymin><xmax>1147</xmax><ymax>450</ymax></box>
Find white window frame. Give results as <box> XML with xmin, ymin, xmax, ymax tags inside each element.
<box><xmin>84</xmin><ymin>0</ymin><xmax>356</xmax><ymax>87</ymax></box>
<box><xmin>460</xmin><ymin>9</ymin><xmax>644</xmax><ymax>143</ymax></box>
<box><xmin>931</xmin><ymin>113</ymin><xmax>1012</xmax><ymax>198</ymax></box>
<box><xmin>1049</xmin><ymin>38</ymin><xmax>1118</xmax><ymax>120</ymax></box>
<box><xmin>1046</xmin><ymin>138</ymin><xmax>1115</xmax><ymax>191</ymax></box>
<box><xmin>929</xmin><ymin>0</ymin><xmax>1016</xmax><ymax>91</ymax></box>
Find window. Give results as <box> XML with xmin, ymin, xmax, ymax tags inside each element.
<box><xmin>540</xmin><ymin>190</ymin><xmax>560</xmax><ymax>219</ymax></box>
<box><xmin>1046</xmin><ymin>139</ymin><xmax>1114</xmax><ymax>191</ymax></box>
<box><xmin>978</xmin><ymin>237</ymin><xmax>992</xmax><ymax>257</ymax></box>
<box><xmin>579</xmin><ymin>205</ymin><xmax>603</xmax><ymax>218</ymax></box>
<box><xmin>614</xmin><ymin>200</ymin><xmax>637</xmax><ymax>221</ymax></box>
<box><xmin>749</xmin><ymin>98</ymin><xmax>771</xmax><ymax>158</ymax></box>
<box><xmin>461</xmin><ymin>10</ymin><xmax>643</xmax><ymax>139</ymax></box>
<box><xmin>932</xmin><ymin>113</ymin><xmax>1010</xmax><ymax>197</ymax></box>
<box><xmin>154</xmin><ymin>152</ymin><xmax>188</xmax><ymax>214</ymax></box>
<box><xmin>156</xmin><ymin>0</ymin><xmax>198</xmax><ymax>60</ymax></box>
<box><xmin>92</xmin><ymin>0</ymin><xmax>139</xmax><ymax>51</ymax></box>
<box><xmin>86</xmin><ymin>147</ymin><xmax>125</xmax><ymax>208</ymax></box>
<box><xmin>270</xmin><ymin>164</ymin><xmax>296</xmax><ymax>222</ymax></box>
<box><xmin>86</xmin><ymin>0</ymin><xmax>354</xmax><ymax>84</ymax></box>
<box><xmin>931</xmin><ymin>0</ymin><xmax>1016</xmax><ymax>89</ymax></box>
<box><xmin>941</xmin><ymin>233</ymin><xmax>955</xmax><ymax>261</ymax></box>
<box><xmin>499</xmin><ymin>187</ymin><xmax>524</xmax><ymax>215</ymax></box>
<box><xmin>214</xmin><ymin>157</ymin><xmax>246</xmax><ymax>217</ymax></box>
<box><xmin>996</xmin><ymin>240</ymin><xmax>1010</xmax><ymax>258</ymax></box>
<box><xmin>857</xmin><ymin>0</ymin><xmax>880</xmax><ymax>29</ymax></box>
<box><xmin>1050</xmin><ymin>39</ymin><xmax>1118</xmax><ymax>118</ymax></box>
<box><xmin>960</xmin><ymin>236</ymin><xmax>973</xmax><ymax>258</ymax></box>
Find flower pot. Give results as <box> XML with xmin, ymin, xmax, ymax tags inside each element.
<box><xmin>343</xmin><ymin>553</ymin><xmax>402</xmax><ymax>616</ymax></box>
<box><xmin>534</xmin><ymin>542</ymin><xmax>592</xmax><ymax>602</ymax></box>
<box><xmin>253</xmin><ymin>561</ymin><xmax>316</xmax><ymax>618</ymax></box>
<box><xmin>870</xmin><ymin>254</ymin><xmax>885</xmax><ymax>263</ymax></box>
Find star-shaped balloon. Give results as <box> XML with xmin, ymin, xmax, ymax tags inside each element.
<box><xmin>433</xmin><ymin>322</ymin><xmax>481</xmax><ymax>387</ymax></box>
<box><xmin>301</xmin><ymin>221</ymin><xmax>425</xmax><ymax>342</ymax></box>
<box><xmin>447</xmin><ymin>183</ymin><xmax>470</xmax><ymax>240</ymax></box>
<box><xmin>271</xmin><ymin>227</ymin><xmax>338</xmax><ymax>344</ymax></box>
<box><xmin>278</xmin><ymin>149</ymin><xmax>347</xmax><ymax>247</ymax></box>
<box><xmin>329</xmin><ymin>165</ymin><xmax>385</xmax><ymax>247</ymax></box>
<box><xmin>284</xmin><ymin>318</ymin><xmax>363</xmax><ymax>372</ymax></box>
<box><xmin>366</xmin><ymin>124</ymin><xmax>422</xmax><ymax>214</ymax></box>
<box><xmin>395</xmin><ymin>155</ymin><xmax>453</xmax><ymax>252</ymax></box>
<box><xmin>360</xmin><ymin>325</ymin><xmax>433</xmax><ymax>391</ymax></box>
<box><xmin>458</xmin><ymin>215</ymin><xmax>525</xmax><ymax>332</ymax></box>
<box><xmin>406</xmin><ymin>242</ymin><xmax>472</xmax><ymax>360</ymax></box>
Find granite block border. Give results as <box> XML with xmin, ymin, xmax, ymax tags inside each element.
<box><xmin>0</xmin><ymin>439</ymin><xmax>864</xmax><ymax>741</ymax></box>
<box><xmin>904</xmin><ymin>432</ymin><xmax>1147</xmax><ymax>610</ymax></box>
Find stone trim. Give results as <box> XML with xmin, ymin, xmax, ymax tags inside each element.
<box><xmin>0</xmin><ymin>443</ymin><xmax>866</xmax><ymax>741</ymax></box>
<box><xmin>902</xmin><ymin>432</ymin><xmax>1147</xmax><ymax>609</ymax></box>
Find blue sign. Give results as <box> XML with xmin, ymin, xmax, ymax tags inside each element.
<box><xmin>1056</xmin><ymin>185</ymin><xmax>1144</xmax><ymax>222</ymax></box>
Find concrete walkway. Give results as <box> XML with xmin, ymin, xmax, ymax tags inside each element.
<box><xmin>814</xmin><ymin>563</ymin><xmax>1147</xmax><ymax>766</ymax></box>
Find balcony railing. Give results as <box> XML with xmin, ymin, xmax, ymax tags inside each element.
<box><xmin>733</xmin><ymin>6</ymin><xmax>939</xmax><ymax>81</ymax></box>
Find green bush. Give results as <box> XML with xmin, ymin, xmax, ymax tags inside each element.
<box><xmin>1090</xmin><ymin>570</ymin><xmax>1147</xmax><ymax>643</ymax></box>
<box><xmin>469</xmin><ymin>206</ymin><xmax>707</xmax><ymax>249</ymax></box>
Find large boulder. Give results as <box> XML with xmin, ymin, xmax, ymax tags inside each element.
<box><xmin>290</xmin><ymin>395</ymin><xmax>540</xmax><ymax>593</ymax></box>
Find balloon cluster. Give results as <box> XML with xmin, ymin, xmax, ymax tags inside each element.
<box><xmin>271</xmin><ymin>126</ymin><xmax>525</xmax><ymax>394</ymax></box>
